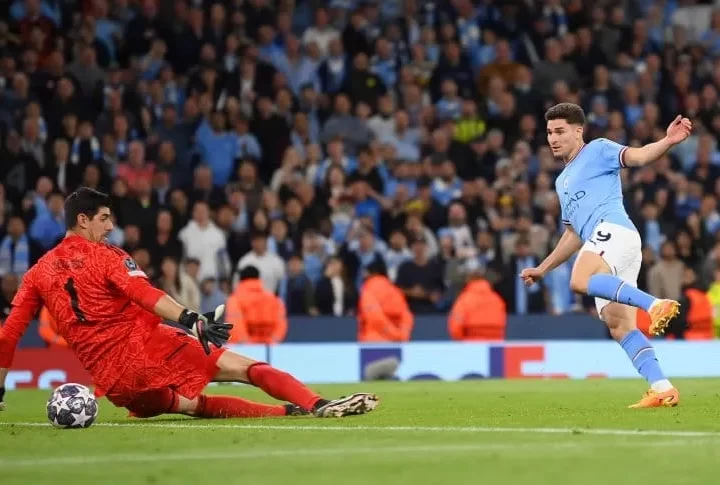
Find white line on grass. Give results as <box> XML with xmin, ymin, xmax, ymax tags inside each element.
<box><xmin>4</xmin><ymin>421</ymin><xmax>720</xmax><ymax>438</ymax></box>
<box><xmin>0</xmin><ymin>442</ymin><xmax>574</xmax><ymax>467</ymax></box>
<box><xmin>0</xmin><ymin>440</ymin><xmax>700</xmax><ymax>468</ymax></box>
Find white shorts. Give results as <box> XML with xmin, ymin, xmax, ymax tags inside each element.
<box><xmin>579</xmin><ymin>221</ymin><xmax>642</xmax><ymax>318</ymax></box>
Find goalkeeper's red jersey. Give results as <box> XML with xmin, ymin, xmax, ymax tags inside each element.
<box><xmin>0</xmin><ymin>234</ymin><xmax>165</xmax><ymax>395</ymax></box>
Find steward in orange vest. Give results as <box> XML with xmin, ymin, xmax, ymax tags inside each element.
<box><xmin>38</xmin><ymin>306</ymin><xmax>68</xmax><ymax>347</ymax></box>
<box><xmin>448</xmin><ymin>264</ymin><xmax>507</xmax><ymax>341</ymax></box>
<box><xmin>672</xmin><ymin>267</ymin><xmax>713</xmax><ymax>340</ymax></box>
<box><xmin>225</xmin><ymin>266</ymin><xmax>288</xmax><ymax>344</ymax></box>
<box><xmin>357</xmin><ymin>260</ymin><xmax>414</xmax><ymax>342</ymax></box>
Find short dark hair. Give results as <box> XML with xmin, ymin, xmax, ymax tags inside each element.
<box><xmin>250</xmin><ymin>229</ymin><xmax>268</xmax><ymax>240</ymax></box>
<box><xmin>544</xmin><ymin>103</ymin><xmax>586</xmax><ymax>126</ymax></box>
<box><xmin>365</xmin><ymin>258</ymin><xmax>387</xmax><ymax>277</ymax></box>
<box><xmin>64</xmin><ymin>187</ymin><xmax>112</xmax><ymax>228</ymax></box>
<box><xmin>357</xmin><ymin>144</ymin><xmax>372</xmax><ymax>156</ymax></box>
<box><xmin>239</xmin><ymin>265</ymin><xmax>260</xmax><ymax>280</ymax></box>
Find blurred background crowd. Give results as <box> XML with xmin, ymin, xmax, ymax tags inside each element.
<box><xmin>2</xmin><ymin>0</ymin><xmax>720</xmax><ymax>342</ymax></box>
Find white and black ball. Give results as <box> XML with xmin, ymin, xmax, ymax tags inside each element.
<box><xmin>46</xmin><ymin>383</ymin><xmax>99</xmax><ymax>429</ymax></box>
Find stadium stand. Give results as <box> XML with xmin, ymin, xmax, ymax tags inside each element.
<box><xmin>2</xmin><ymin>0</ymin><xmax>720</xmax><ymax>343</ymax></box>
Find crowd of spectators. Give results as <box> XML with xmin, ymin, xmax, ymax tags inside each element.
<box><xmin>2</xmin><ymin>0</ymin><xmax>720</xmax><ymax>339</ymax></box>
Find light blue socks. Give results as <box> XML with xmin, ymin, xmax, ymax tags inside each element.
<box><xmin>619</xmin><ymin>330</ymin><xmax>672</xmax><ymax>391</ymax></box>
<box><xmin>587</xmin><ymin>274</ymin><xmax>656</xmax><ymax>311</ymax></box>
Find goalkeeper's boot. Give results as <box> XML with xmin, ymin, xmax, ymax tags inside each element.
<box><xmin>313</xmin><ymin>393</ymin><xmax>380</xmax><ymax>417</ymax></box>
<box><xmin>628</xmin><ymin>388</ymin><xmax>680</xmax><ymax>409</ymax></box>
<box><xmin>648</xmin><ymin>299</ymin><xmax>680</xmax><ymax>336</ymax></box>
<box><xmin>284</xmin><ymin>404</ymin><xmax>310</xmax><ymax>416</ymax></box>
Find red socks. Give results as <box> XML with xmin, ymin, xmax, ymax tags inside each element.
<box><xmin>247</xmin><ymin>363</ymin><xmax>321</xmax><ymax>410</ymax></box>
<box><xmin>195</xmin><ymin>395</ymin><xmax>286</xmax><ymax>418</ymax></box>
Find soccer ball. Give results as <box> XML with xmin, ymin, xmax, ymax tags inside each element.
<box><xmin>46</xmin><ymin>383</ymin><xmax>99</xmax><ymax>429</ymax></box>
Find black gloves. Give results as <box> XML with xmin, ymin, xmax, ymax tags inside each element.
<box><xmin>178</xmin><ymin>304</ymin><xmax>232</xmax><ymax>355</ymax></box>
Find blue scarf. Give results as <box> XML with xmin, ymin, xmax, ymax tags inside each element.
<box><xmin>116</xmin><ymin>131</ymin><xmax>137</xmax><ymax>160</ymax></box>
<box><xmin>72</xmin><ymin>136</ymin><xmax>101</xmax><ymax>164</ymax></box>
<box><xmin>515</xmin><ymin>256</ymin><xmax>539</xmax><ymax>315</ymax></box>
<box><xmin>0</xmin><ymin>235</ymin><xmax>30</xmax><ymax>277</ymax></box>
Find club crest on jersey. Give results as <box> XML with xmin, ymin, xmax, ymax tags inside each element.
<box><xmin>124</xmin><ymin>258</ymin><xmax>138</xmax><ymax>271</ymax></box>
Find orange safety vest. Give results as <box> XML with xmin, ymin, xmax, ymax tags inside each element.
<box><xmin>225</xmin><ymin>279</ymin><xmax>287</xmax><ymax>344</ymax></box>
<box><xmin>448</xmin><ymin>279</ymin><xmax>507</xmax><ymax>341</ymax></box>
<box><xmin>684</xmin><ymin>288</ymin><xmax>714</xmax><ymax>340</ymax></box>
<box><xmin>357</xmin><ymin>276</ymin><xmax>414</xmax><ymax>342</ymax></box>
<box><xmin>38</xmin><ymin>306</ymin><xmax>68</xmax><ymax>347</ymax></box>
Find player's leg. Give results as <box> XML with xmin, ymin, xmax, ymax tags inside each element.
<box><xmin>115</xmin><ymin>326</ymin><xmax>304</xmax><ymax>419</ymax></box>
<box><xmin>214</xmin><ymin>350</ymin><xmax>379</xmax><ymax>417</ymax></box>
<box><xmin>578</xmin><ymin>233</ymin><xmax>679</xmax><ymax>408</ymax></box>
<box><xmin>598</xmin><ymin>301</ymin><xmax>679</xmax><ymax>408</ymax></box>
<box><xmin>123</xmin><ymin>388</ymin><xmax>300</xmax><ymax>419</ymax></box>
<box><xmin>134</xmin><ymin>324</ymin><xmax>378</xmax><ymax>418</ymax></box>
<box><xmin>570</xmin><ymin>222</ymin><xmax>679</xmax><ymax>335</ymax></box>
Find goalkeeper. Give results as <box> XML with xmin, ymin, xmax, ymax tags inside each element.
<box><xmin>0</xmin><ymin>188</ymin><xmax>378</xmax><ymax>419</ymax></box>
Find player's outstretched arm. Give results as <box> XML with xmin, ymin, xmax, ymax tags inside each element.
<box><xmin>153</xmin><ymin>294</ymin><xmax>232</xmax><ymax>354</ymax></box>
<box><xmin>623</xmin><ymin>115</ymin><xmax>692</xmax><ymax>167</ymax></box>
<box><xmin>520</xmin><ymin>227</ymin><xmax>582</xmax><ymax>286</ymax></box>
<box><xmin>0</xmin><ymin>276</ymin><xmax>43</xmax><ymax>411</ymax></box>
<box><xmin>106</xmin><ymin>252</ymin><xmax>232</xmax><ymax>354</ymax></box>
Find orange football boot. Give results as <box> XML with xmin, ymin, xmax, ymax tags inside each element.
<box><xmin>628</xmin><ymin>388</ymin><xmax>680</xmax><ymax>409</ymax></box>
<box><xmin>648</xmin><ymin>299</ymin><xmax>680</xmax><ymax>336</ymax></box>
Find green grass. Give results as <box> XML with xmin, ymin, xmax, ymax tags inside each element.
<box><xmin>2</xmin><ymin>379</ymin><xmax>720</xmax><ymax>485</ymax></box>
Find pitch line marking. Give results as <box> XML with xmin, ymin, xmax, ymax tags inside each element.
<box><xmin>4</xmin><ymin>421</ymin><xmax>720</xmax><ymax>438</ymax></box>
<box><xmin>0</xmin><ymin>443</ymin><xmax>575</xmax><ymax>467</ymax></box>
<box><xmin>0</xmin><ymin>441</ymin><xmax>697</xmax><ymax>468</ymax></box>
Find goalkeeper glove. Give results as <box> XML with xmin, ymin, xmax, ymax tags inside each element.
<box><xmin>178</xmin><ymin>304</ymin><xmax>232</xmax><ymax>355</ymax></box>
<box><xmin>0</xmin><ymin>387</ymin><xmax>5</xmax><ymax>411</ymax></box>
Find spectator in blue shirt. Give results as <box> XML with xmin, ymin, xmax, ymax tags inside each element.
<box><xmin>199</xmin><ymin>277</ymin><xmax>227</xmax><ymax>315</ymax></box>
<box><xmin>431</xmin><ymin>159</ymin><xmax>463</xmax><ymax>206</ymax></box>
<box><xmin>29</xmin><ymin>192</ymin><xmax>66</xmax><ymax>250</ymax></box>
<box><xmin>194</xmin><ymin>107</ymin><xmax>237</xmax><ymax>186</ymax></box>
<box><xmin>10</xmin><ymin>0</ymin><xmax>60</xmax><ymax>25</ymax></box>
<box><xmin>301</xmin><ymin>229</ymin><xmax>328</xmax><ymax>285</ymax></box>
<box><xmin>271</xmin><ymin>35</ymin><xmax>321</xmax><ymax>95</ymax></box>
<box><xmin>701</xmin><ymin>13</ymin><xmax>720</xmax><ymax>58</ymax></box>
<box><xmin>93</xmin><ymin>0</ymin><xmax>122</xmax><ymax>62</ymax></box>
<box><xmin>317</xmin><ymin>37</ymin><xmax>348</xmax><ymax>94</ymax></box>
<box><xmin>380</xmin><ymin>111</ymin><xmax>421</xmax><ymax>163</ymax></box>
<box><xmin>384</xmin><ymin>229</ymin><xmax>412</xmax><ymax>282</ymax></box>
<box><xmin>257</xmin><ymin>25</ymin><xmax>284</xmax><ymax>65</ymax></box>
<box><xmin>352</xmin><ymin>179</ymin><xmax>383</xmax><ymax>236</ymax></box>
<box><xmin>435</xmin><ymin>79</ymin><xmax>463</xmax><ymax>122</ymax></box>
<box><xmin>314</xmin><ymin>138</ymin><xmax>357</xmax><ymax>186</ymax></box>
<box><xmin>384</xmin><ymin>161</ymin><xmax>418</xmax><ymax>200</ymax></box>
<box><xmin>279</xmin><ymin>253</ymin><xmax>317</xmax><ymax>315</ymax></box>
<box><xmin>371</xmin><ymin>37</ymin><xmax>398</xmax><ymax>89</ymax></box>
<box><xmin>233</xmin><ymin>114</ymin><xmax>262</xmax><ymax>161</ymax></box>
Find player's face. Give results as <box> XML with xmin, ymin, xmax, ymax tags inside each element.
<box><xmin>546</xmin><ymin>119</ymin><xmax>583</xmax><ymax>159</ymax></box>
<box><xmin>84</xmin><ymin>207</ymin><xmax>113</xmax><ymax>242</ymax></box>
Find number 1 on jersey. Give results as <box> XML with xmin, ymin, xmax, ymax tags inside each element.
<box><xmin>64</xmin><ymin>277</ymin><xmax>87</xmax><ymax>322</ymax></box>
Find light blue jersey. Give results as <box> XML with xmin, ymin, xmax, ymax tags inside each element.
<box><xmin>555</xmin><ymin>138</ymin><xmax>637</xmax><ymax>242</ymax></box>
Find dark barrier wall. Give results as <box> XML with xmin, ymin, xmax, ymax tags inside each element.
<box><xmin>284</xmin><ymin>314</ymin><xmax>610</xmax><ymax>342</ymax></box>
<box><xmin>18</xmin><ymin>313</ymin><xmax>609</xmax><ymax>348</ymax></box>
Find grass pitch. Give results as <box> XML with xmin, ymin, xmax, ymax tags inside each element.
<box><xmin>2</xmin><ymin>379</ymin><xmax>720</xmax><ymax>485</ymax></box>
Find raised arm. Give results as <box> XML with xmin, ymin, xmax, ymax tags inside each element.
<box><xmin>622</xmin><ymin>116</ymin><xmax>692</xmax><ymax>168</ymax></box>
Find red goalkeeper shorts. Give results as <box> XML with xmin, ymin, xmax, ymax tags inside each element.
<box><xmin>104</xmin><ymin>324</ymin><xmax>226</xmax><ymax>408</ymax></box>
